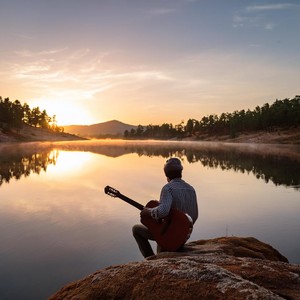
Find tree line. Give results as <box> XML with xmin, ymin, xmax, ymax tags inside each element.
<box><xmin>0</xmin><ymin>96</ymin><xmax>63</xmax><ymax>132</ymax></box>
<box><xmin>124</xmin><ymin>96</ymin><xmax>300</xmax><ymax>139</ymax></box>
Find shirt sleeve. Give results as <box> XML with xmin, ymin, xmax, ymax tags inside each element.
<box><xmin>150</xmin><ymin>185</ymin><xmax>172</xmax><ymax>220</ymax></box>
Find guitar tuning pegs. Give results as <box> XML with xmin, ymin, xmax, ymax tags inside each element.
<box><xmin>104</xmin><ymin>185</ymin><xmax>119</xmax><ymax>197</ymax></box>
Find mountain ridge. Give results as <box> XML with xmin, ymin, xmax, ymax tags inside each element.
<box><xmin>63</xmin><ymin>120</ymin><xmax>138</xmax><ymax>137</ymax></box>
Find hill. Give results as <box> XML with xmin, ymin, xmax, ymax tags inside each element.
<box><xmin>63</xmin><ymin>120</ymin><xmax>137</xmax><ymax>138</ymax></box>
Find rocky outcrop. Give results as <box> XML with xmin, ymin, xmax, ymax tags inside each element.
<box><xmin>49</xmin><ymin>237</ymin><xmax>300</xmax><ymax>300</ymax></box>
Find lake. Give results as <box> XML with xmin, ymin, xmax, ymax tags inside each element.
<box><xmin>0</xmin><ymin>140</ymin><xmax>299</xmax><ymax>300</ymax></box>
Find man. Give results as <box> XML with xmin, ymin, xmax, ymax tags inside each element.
<box><xmin>132</xmin><ymin>157</ymin><xmax>198</xmax><ymax>258</ymax></box>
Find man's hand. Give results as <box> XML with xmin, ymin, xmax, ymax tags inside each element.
<box><xmin>140</xmin><ymin>207</ymin><xmax>151</xmax><ymax>218</ymax></box>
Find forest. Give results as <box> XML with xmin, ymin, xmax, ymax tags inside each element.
<box><xmin>124</xmin><ymin>96</ymin><xmax>300</xmax><ymax>139</ymax></box>
<box><xmin>0</xmin><ymin>96</ymin><xmax>63</xmax><ymax>132</ymax></box>
<box><xmin>1</xmin><ymin>95</ymin><xmax>299</xmax><ymax>139</ymax></box>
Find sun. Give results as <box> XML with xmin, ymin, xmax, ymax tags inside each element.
<box><xmin>29</xmin><ymin>97</ymin><xmax>96</xmax><ymax>126</ymax></box>
<box><xmin>53</xmin><ymin>104</ymin><xmax>94</xmax><ymax>126</ymax></box>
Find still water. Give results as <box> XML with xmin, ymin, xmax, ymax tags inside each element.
<box><xmin>0</xmin><ymin>140</ymin><xmax>299</xmax><ymax>300</ymax></box>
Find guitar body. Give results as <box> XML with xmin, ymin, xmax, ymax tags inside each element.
<box><xmin>104</xmin><ymin>186</ymin><xmax>193</xmax><ymax>252</ymax></box>
<box><xmin>141</xmin><ymin>200</ymin><xmax>193</xmax><ymax>251</ymax></box>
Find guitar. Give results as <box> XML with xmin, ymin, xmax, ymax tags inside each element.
<box><xmin>104</xmin><ymin>185</ymin><xmax>193</xmax><ymax>252</ymax></box>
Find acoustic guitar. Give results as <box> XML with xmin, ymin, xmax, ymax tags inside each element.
<box><xmin>104</xmin><ymin>185</ymin><xmax>193</xmax><ymax>251</ymax></box>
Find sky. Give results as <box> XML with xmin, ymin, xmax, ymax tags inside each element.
<box><xmin>0</xmin><ymin>0</ymin><xmax>299</xmax><ymax>126</ymax></box>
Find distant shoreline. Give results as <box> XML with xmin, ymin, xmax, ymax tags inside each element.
<box><xmin>1</xmin><ymin>125</ymin><xmax>299</xmax><ymax>144</ymax></box>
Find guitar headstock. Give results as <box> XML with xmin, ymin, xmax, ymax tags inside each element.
<box><xmin>104</xmin><ymin>185</ymin><xmax>120</xmax><ymax>198</ymax></box>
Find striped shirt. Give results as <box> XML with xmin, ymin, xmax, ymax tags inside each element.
<box><xmin>150</xmin><ymin>178</ymin><xmax>198</xmax><ymax>224</ymax></box>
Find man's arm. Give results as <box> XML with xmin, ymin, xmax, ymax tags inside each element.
<box><xmin>148</xmin><ymin>186</ymin><xmax>172</xmax><ymax>220</ymax></box>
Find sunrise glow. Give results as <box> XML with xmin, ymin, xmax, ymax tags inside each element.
<box><xmin>1</xmin><ymin>1</ymin><xmax>299</xmax><ymax>126</ymax></box>
<box><xmin>30</xmin><ymin>97</ymin><xmax>97</xmax><ymax>126</ymax></box>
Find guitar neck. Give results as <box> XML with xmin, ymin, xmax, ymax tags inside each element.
<box><xmin>117</xmin><ymin>193</ymin><xmax>144</xmax><ymax>211</ymax></box>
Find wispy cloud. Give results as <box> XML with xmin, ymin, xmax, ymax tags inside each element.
<box><xmin>15</xmin><ymin>34</ymin><xmax>35</xmax><ymax>40</ymax></box>
<box><xmin>6</xmin><ymin>48</ymin><xmax>173</xmax><ymax>104</ymax></box>
<box><xmin>265</xmin><ymin>23</ymin><xmax>275</xmax><ymax>30</ymax></box>
<box><xmin>246</xmin><ymin>3</ymin><xmax>294</xmax><ymax>12</ymax></box>
<box><xmin>233</xmin><ymin>3</ymin><xmax>296</xmax><ymax>30</ymax></box>
<box><xmin>233</xmin><ymin>14</ymin><xmax>260</xmax><ymax>28</ymax></box>
<box><xmin>15</xmin><ymin>48</ymin><xmax>67</xmax><ymax>58</ymax></box>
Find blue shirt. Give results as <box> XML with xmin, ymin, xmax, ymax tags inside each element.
<box><xmin>150</xmin><ymin>178</ymin><xmax>198</xmax><ymax>223</ymax></box>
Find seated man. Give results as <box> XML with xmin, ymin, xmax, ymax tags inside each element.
<box><xmin>132</xmin><ymin>157</ymin><xmax>198</xmax><ymax>258</ymax></box>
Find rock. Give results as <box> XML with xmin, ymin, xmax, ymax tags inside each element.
<box><xmin>49</xmin><ymin>237</ymin><xmax>300</xmax><ymax>300</ymax></box>
<box><xmin>158</xmin><ymin>237</ymin><xmax>289</xmax><ymax>262</ymax></box>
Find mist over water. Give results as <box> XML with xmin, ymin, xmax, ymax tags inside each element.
<box><xmin>0</xmin><ymin>140</ymin><xmax>299</xmax><ymax>300</ymax></box>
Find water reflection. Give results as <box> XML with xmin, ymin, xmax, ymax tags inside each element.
<box><xmin>0</xmin><ymin>140</ymin><xmax>299</xmax><ymax>190</ymax></box>
<box><xmin>0</xmin><ymin>140</ymin><xmax>299</xmax><ymax>300</ymax></box>
<box><xmin>0</xmin><ymin>145</ymin><xmax>58</xmax><ymax>186</ymax></box>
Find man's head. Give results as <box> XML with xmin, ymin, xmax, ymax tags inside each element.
<box><xmin>164</xmin><ymin>157</ymin><xmax>183</xmax><ymax>180</ymax></box>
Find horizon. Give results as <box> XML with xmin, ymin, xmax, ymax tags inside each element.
<box><xmin>1</xmin><ymin>1</ymin><xmax>299</xmax><ymax>126</ymax></box>
<box><xmin>62</xmin><ymin>93</ymin><xmax>298</xmax><ymax>127</ymax></box>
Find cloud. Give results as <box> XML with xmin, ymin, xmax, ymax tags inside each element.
<box><xmin>233</xmin><ymin>14</ymin><xmax>260</xmax><ymax>28</ymax></box>
<box><xmin>246</xmin><ymin>3</ymin><xmax>294</xmax><ymax>12</ymax></box>
<box><xmin>16</xmin><ymin>34</ymin><xmax>35</xmax><ymax>40</ymax></box>
<box><xmin>15</xmin><ymin>48</ymin><xmax>67</xmax><ymax>58</ymax></box>
<box><xmin>233</xmin><ymin>3</ymin><xmax>296</xmax><ymax>30</ymax></box>
<box><xmin>4</xmin><ymin>47</ymin><xmax>174</xmax><ymax>106</ymax></box>
<box><xmin>265</xmin><ymin>23</ymin><xmax>275</xmax><ymax>30</ymax></box>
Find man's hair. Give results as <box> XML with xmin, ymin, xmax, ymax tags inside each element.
<box><xmin>164</xmin><ymin>169</ymin><xmax>182</xmax><ymax>180</ymax></box>
<box><xmin>164</xmin><ymin>158</ymin><xmax>183</xmax><ymax>180</ymax></box>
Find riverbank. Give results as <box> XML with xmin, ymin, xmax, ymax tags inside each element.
<box><xmin>0</xmin><ymin>124</ymin><xmax>85</xmax><ymax>142</ymax></box>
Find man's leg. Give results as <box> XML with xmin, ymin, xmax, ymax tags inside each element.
<box><xmin>132</xmin><ymin>224</ymin><xmax>155</xmax><ymax>258</ymax></box>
